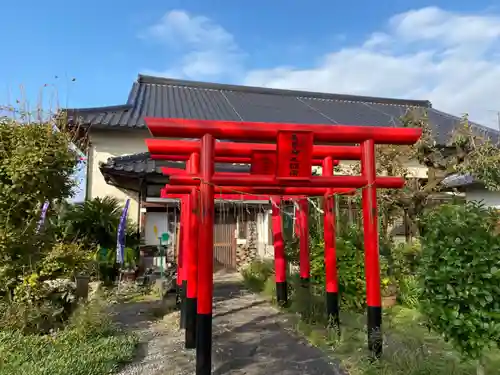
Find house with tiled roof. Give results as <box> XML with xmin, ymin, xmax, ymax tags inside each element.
<box><xmin>68</xmin><ymin>74</ymin><xmax>500</xmax><ymax>268</ymax></box>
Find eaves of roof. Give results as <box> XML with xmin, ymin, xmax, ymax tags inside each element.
<box><xmin>99</xmin><ymin>152</ymin><xmax>250</xmax><ymax>176</ymax></box>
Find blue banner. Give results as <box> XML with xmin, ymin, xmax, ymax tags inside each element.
<box><xmin>36</xmin><ymin>201</ymin><xmax>50</xmax><ymax>234</ymax></box>
<box><xmin>116</xmin><ymin>199</ymin><xmax>130</xmax><ymax>264</ymax></box>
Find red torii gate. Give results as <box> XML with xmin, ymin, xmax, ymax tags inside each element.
<box><xmin>156</xmin><ymin>145</ymin><xmax>362</xmax><ymax>340</ymax></box>
<box><xmin>158</xmin><ymin>151</ymin><xmax>402</xmax><ymax>344</ymax></box>
<box><xmin>145</xmin><ymin>118</ymin><xmax>422</xmax><ymax>375</ymax></box>
<box><xmin>154</xmin><ymin>141</ymin><xmax>401</xmax><ymax>333</ymax></box>
<box><xmin>154</xmin><ymin>145</ymin><xmax>360</xmax><ymax>348</ymax></box>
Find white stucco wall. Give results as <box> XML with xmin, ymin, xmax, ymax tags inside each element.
<box><xmin>465</xmin><ymin>187</ymin><xmax>500</xmax><ymax>209</ymax></box>
<box><xmin>88</xmin><ymin>129</ymin><xmax>150</xmax><ymax>223</ymax></box>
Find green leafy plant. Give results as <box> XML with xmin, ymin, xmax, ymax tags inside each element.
<box><xmin>309</xmin><ymin>238</ymin><xmax>326</xmax><ymax>286</ymax></box>
<box><xmin>0</xmin><ymin>117</ymin><xmax>79</xmax><ymax>228</ymax></box>
<box><xmin>390</xmin><ymin>240</ymin><xmax>422</xmax><ymax>279</ymax></box>
<box><xmin>123</xmin><ymin>247</ymin><xmax>138</xmax><ymax>270</ymax></box>
<box><xmin>39</xmin><ymin>242</ymin><xmax>94</xmax><ymax>279</ymax></box>
<box><xmin>418</xmin><ymin>201</ymin><xmax>500</xmax><ymax>373</ymax></box>
<box><xmin>241</xmin><ymin>259</ymin><xmax>274</xmax><ymax>292</ymax></box>
<box><xmin>305</xmin><ymin>223</ymin><xmax>368</xmax><ymax>311</ymax></box>
<box><xmin>0</xmin><ymin>116</ymin><xmax>80</xmax><ymax>295</ymax></box>
<box><xmin>56</xmin><ymin>197</ymin><xmax>140</xmax><ymax>250</ymax></box>
<box><xmin>3</xmin><ymin>273</ymin><xmax>77</xmax><ymax>333</ymax></box>
<box><xmin>92</xmin><ymin>248</ymin><xmax>119</xmax><ymax>285</ymax></box>
<box><xmin>291</xmin><ymin>215</ymin><xmax>394</xmax><ymax>312</ymax></box>
<box><xmin>336</xmin><ymin>225</ymin><xmax>367</xmax><ymax>312</ymax></box>
<box><xmin>397</xmin><ymin>275</ymin><xmax>420</xmax><ymax>309</ymax></box>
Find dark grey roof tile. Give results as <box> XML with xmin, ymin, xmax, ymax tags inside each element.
<box><xmin>67</xmin><ymin>74</ymin><xmax>500</xmax><ymax>144</ymax></box>
<box><xmin>100</xmin><ymin>152</ymin><xmax>250</xmax><ymax>176</ymax></box>
<box><xmin>221</xmin><ymin>91</ymin><xmax>333</xmax><ymax>124</ymax></box>
<box><xmin>299</xmin><ymin>98</ymin><xmax>414</xmax><ymax>126</ymax></box>
<box><xmin>428</xmin><ymin>108</ymin><xmax>499</xmax><ymax>144</ymax></box>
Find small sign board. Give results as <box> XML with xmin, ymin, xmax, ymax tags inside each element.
<box><xmin>276</xmin><ymin>131</ymin><xmax>314</xmax><ymax>181</ymax></box>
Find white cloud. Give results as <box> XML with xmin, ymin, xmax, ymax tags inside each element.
<box><xmin>141</xmin><ymin>7</ymin><xmax>500</xmax><ymax>127</ymax></box>
<box><xmin>244</xmin><ymin>7</ymin><xmax>500</xmax><ymax>127</ymax></box>
<box><xmin>141</xmin><ymin>10</ymin><xmax>244</xmax><ymax>80</ymax></box>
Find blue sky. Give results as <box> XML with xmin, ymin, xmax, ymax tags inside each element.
<box><xmin>1</xmin><ymin>1</ymin><xmax>500</xmax><ymax>201</ymax></box>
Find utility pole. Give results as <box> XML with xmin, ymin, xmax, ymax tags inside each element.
<box><xmin>485</xmin><ymin>110</ymin><xmax>500</xmax><ymax>143</ymax></box>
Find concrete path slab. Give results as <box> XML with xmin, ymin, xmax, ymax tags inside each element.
<box><xmin>114</xmin><ymin>271</ymin><xmax>343</xmax><ymax>375</ymax></box>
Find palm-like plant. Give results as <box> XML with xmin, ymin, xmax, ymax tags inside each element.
<box><xmin>53</xmin><ymin>197</ymin><xmax>140</xmax><ymax>250</ymax></box>
<box><xmin>68</xmin><ymin>197</ymin><xmax>122</xmax><ymax>248</ymax></box>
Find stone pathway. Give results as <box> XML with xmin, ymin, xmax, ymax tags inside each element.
<box><xmin>113</xmin><ymin>271</ymin><xmax>343</xmax><ymax>375</ymax></box>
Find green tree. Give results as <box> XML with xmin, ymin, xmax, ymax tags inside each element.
<box><xmin>0</xmin><ymin>117</ymin><xmax>78</xmax><ymax>226</ymax></box>
<box><xmin>337</xmin><ymin>112</ymin><xmax>500</xmax><ymax>240</ymax></box>
<box><xmin>381</xmin><ymin>112</ymin><xmax>500</xmax><ymax>237</ymax></box>
<box><xmin>0</xmin><ymin>116</ymin><xmax>80</xmax><ymax>293</ymax></box>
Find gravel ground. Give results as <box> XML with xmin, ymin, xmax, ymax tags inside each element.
<box><xmin>113</xmin><ymin>271</ymin><xmax>343</xmax><ymax>375</ymax></box>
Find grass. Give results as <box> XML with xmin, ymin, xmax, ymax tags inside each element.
<box><xmin>106</xmin><ymin>285</ymin><xmax>159</xmax><ymax>304</ymax></box>
<box><xmin>243</xmin><ymin>271</ymin><xmax>500</xmax><ymax>375</ymax></box>
<box><xmin>298</xmin><ymin>306</ymin><xmax>500</xmax><ymax>375</ymax></box>
<box><xmin>0</xmin><ymin>296</ymin><xmax>138</xmax><ymax>375</ymax></box>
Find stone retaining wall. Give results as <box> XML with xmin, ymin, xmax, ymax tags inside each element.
<box><xmin>235</xmin><ymin>217</ymin><xmax>258</xmax><ymax>270</ymax></box>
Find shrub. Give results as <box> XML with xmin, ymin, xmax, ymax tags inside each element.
<box><xmin>1</xmin><ymin>273</ymin><xmax>78</xmax><ymax>333</ymax></box>
<box><xmin>397</xmin><ymin>275</ymin><xmax>420</xmax><ymax>309</ymax></box>
<box><xmin>39</xmin><ymin>242</ymin><xmax>94</xmax><ymax>279</ymax></box>
<box><xmin>336</xmin><ymin>231</ymin><xmax>366</xmax><ymax>312</ymax></box>
<box><xmin>292</xmin><ymin>222</ymin><xmax>393</xmax><ymax>312</ymax></box>
<box><xmin>241</xmin><ymin>259</ymin><xmax>274</xmax><ymax>292</ymax></box>
<box><xmin>123</xmin><ymin>247</ymin><xmax>138</xmax><ymax>270</ymax></box>
<box><xmin>309</xmin><ymin>238</ymin><xmax>326</xmax><ymax>286</ymax></box>
<box><xmin>418</xmin><ymin>201</ymin><xmax>500</xmax><ymax>370</ymax></box>
<box><xmin>391</xmin><ymin>240</ymin><xmax>422</xmax><ymax>279</ymax></box>
<box><xmin>0</xmin><ymin>117</ymin><xmax>79</xmax><ymax>227</ymax></box>
<box><xmin>57</xmin><ymin>197</ymin><xmax>140</xmax><ymax>250</ymax></box>
<box><xmin>66</xmin><ymin>297</ymin><xmax>115</xmax><ymax>337</ymax></box>
<box><xmin>308</xmin><ymin>224</ymin><xmax>368</xmax><ymax>312</ymax></box>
